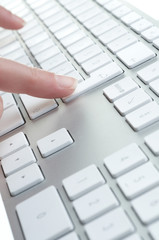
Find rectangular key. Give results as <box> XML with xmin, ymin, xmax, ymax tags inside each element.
<box><xmin>131</xmin><ymin>18</ymin><xmax>153</xmax><ymax>34</ymax></box>
<box><xmin>104</xmin><ymin>143</ymin><xmax>148</xmax><ymax>177</ymax></box>
<box><xmin>0</xmin><ymin>194</ymin><xmax>14</xmax><ymax>240</ymax></box>
<box><xmin>59</xmin><ymin>232</ymin><xmax>79</xmax><ymax>240</ymax></box>
<box><xmin>63</xmin><ymin>165</ymin><xmax>105</xmax><ymax>200</ymax></box>
<box><xmin>117</xmin><ymin>162</ymin><xmax>159</xmax><ymax>199</ymax></box>
<box><xmin>145</xmin><ymin>129</ymin><xmax>159</xmax><ymax>155</ymax></box>
<box><xmin>16</xmin><ymin>186</ymin><xmax>73</xmax><ymax>240</ymax></box>
<box><xmin>125</xmin><ymin>101</ymin><xmax>159</xmax><ymax>131</ymax></box>
<box><xmin>73</xmin><ymin>185</ymin><xmax>119</xmax><ymax>223</ymax></box>
<box><xmin>149</xmin><ymin>221</ymin><xmax>159</xmax><ymax>240</ymax></box>
<box><xmin>114</xmin><ymin>88</ymin><xmax>152</xmax><ymax>116</ymax></box>
<box><xmin>6</xmin><ymin>163</ymin><xmax>44</xmax><ymax>196</ymax></box>
<box><xmin>132</xmin><ymin>186</ymin><xmax>159</xmax><ymax>224</ymax></box>
<box><xmin>20</xmin><ymin>94</ymin><xmax>58</xmax><ymax>119</ymax></box>
<box><xmin>85</xmin><ymin>208</ymin><xmax>134</xmax><ymax>240</ymax></box>
<box><xmin>137</xmin><ymin>61</ymin><xmax>159</xmax><ymax>84</ymax></box>
<box><xmin>0</xmin><ymin>105</ymin><xmax>24</xmax><ymax>136</ymax></box>
<box><xmin>141</xmin><ymin>26</ymin><xmax>159</xmax><ymax>42</ymax></box>
<box><xmin>63</xmin><ymin>62</ymin><xmax>123</xmax><ymax>102</ymax></box>
<box><xmin>1</xmin><ymin>146</ymin><xmax>36</xmax><ymax>176</ymax></box>
<box><xmin>0</xmin><ymin>132</ymin><xmax>29</xmax><ymax>159</ymax></box>
<box><xmin>37</xmin><ymin>128</ymin><xmax>73</xmax><ymax>157</ymax></box>
<box><xmin>117</xmin><ymin>42</ymin><xmax>156</xmax><ymax>68</ymax></box>
<box><xmin>103</xmin><ymin>76</ymin><xmax>139</xmax><ymax>102</ymax></box>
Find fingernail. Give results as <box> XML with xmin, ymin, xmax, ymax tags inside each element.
<box><xmin>55</xmin><ymin>75</ymin><xmax>78</xmax><ymax>89</ymax></box>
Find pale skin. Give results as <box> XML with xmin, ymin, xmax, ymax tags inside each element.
<box><xmin>0</xmin><ymin>6</ymin><xmax>77</xmax><ymax>117</ymax></box>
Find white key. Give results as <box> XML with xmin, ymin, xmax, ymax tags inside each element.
<box><xmin>124</xmin><ymin>234</ymin><xmax>142</xmax><ymax>240</ymax></box>
<box><xmin>20</xmin><ymin>94</ymin><xmax>58</xmax><ymax>120</ymax></box>
<box><xmin>114</xmin><ymin>88</ymin><xmax>152</xmax><ymax>116</ymax></box>
<box><xmin>71</xmin><ymin>2</ymin><xmax>95</xmax><ymax>16</ymax></box>
<box><xmin>132</xmin><ymin>186</ymin><xmax>159</xmax><ymax>224</ymax></box>
<box><xmin>1</xmin><ymin>147</ymin><xmax>36</xmax><ymax>176</ymax></box>
<box><xmin>40</xmin><ymin>53</ymin><xmax>67</xmax><ymax>71</ymax></box>
<box><xmin>82</xmin><ymin>53</ymin><xmax>112</xmax><ymax>74</ymax></box>
<box><xmin>96</xmin><ymin>0</ymin><xmax>111</xmax><ymax>4</ymax></box>
<box><xmin>0</xmin><ymin>105</ymin><xmax>24</xmax><ymax>136</ymax></box>
<box><xmin>125</xmin><ymin>101</ymin><xmax>159</xmax><ymax>131</ymax></box>
<box><xmin>153</xmin><ymin>38</ymin><xmax>159</xmax><ymax>50</ymax></box>
<box><xmin>49</xmin><ymin>17</ymin><xmax>73</xmax><ymax>33</ymax></box>
<box><xmin>1</xmin><ymin>41</ymin><xmax>21</xmax><ymax>56</ymax></box>
<box><xmin>112</xmin><ymin>5</ymin><xmax>132</xmax><ymax>18</ymax></box>
<box><xmin>141</xmin><ymin>26</ymin><xmax>159</xmax><ymax>42</ymax></box>
<box><xmin>104</xmin><ymin>143</ymin><xmax>148</xmax><ymax>177</ymax></box>
<box><xmin>85</xmin><ymin>208</ymin><xmax>134</xmax><ymax>240</ymax></box>
<box><xmin>104</xmin><ymin>0</ymin><xmax>122</xmax><ymax>12</ymax></box>
<box><xmin>91</xmin><ymin>19</ymin><xmax>118</xmax><ymax>37</ymax></box>
<box><xmin>16</xmin><ymin>186</ymin><xmax>73</xmax><ymax>240</ymax></box>
<box><xmin>117</xmin><ymin>42</ymin><xmax>156</xmax><ymax>68</ymax></box>
<box><xmin>16</xmin><ymin>55</ymin><xmax>32</xmax><ymax>66</ymax></box>
<box><xmin>0</xmin><ymin>132</ymin><xmax>29</xmax><ymax>159</ymax></box>
<box><xmin>67</xmin><ymin>37</ymin><xmax>94</xmax><ymax>56</ymax></box>
<box><xmin>84</xmin><ymin>11</ymin><xmax>109</xmax><ymax>30</ymax></box>
<box><xmin>131</xmin><ymin>18</ymin><xmax>153</xmax><ymax>33</ymax></box>
<box><xmin>145</xmin><ymin>129</ymin><xmax>159</xmax><ymax>155</ymax></box>
<box><xmin>51</xmin><ymin>61</ymin><xmax>75</xmax><ymax>75</ymax></box>
<box><xmin>77</xmin><ymin>7</ymin><xmax>102</xmax><ymax>24</ymax></box>
<box><xmin>121</xmin><ymin>11</ymin><xmax>142</xmax><ymax>25</ymax></box>
<box><xmin>35</xmin><ymin>46</ymin><xmax>60</xmax><ymax>64</ymax></box>
<box><xmin>54</xmin><ymin>24</ymin><xmax>79</xmax><ymax>40</ymax></box>
<box><xmin>5</xmin><ymin>48</ymin><xmax>25</xmax><ymax>61</ymax></box>
<box><xmin>107</xmin><ymin>33</ymin><xmax>138</xmax><ymax>54</ymax></box>
<box><xmin>66</xmin><ymin>71</ymin><xmax>84</xmax><ymax>83</ymax></box>
<box><xmin>39</xmin><ymin>7</ymin><xmax>61</xmax><ymax>20</ymax></box>
<box><xmin>37</xmin><ymin>128</ymin><xmax>73</xmax><ymax>157</ymax></box>
<box><xmin>6</xmin><ymin>163</ymin><xmax>44</xmax><ymax>196</ymax></box>
<box><xmin>0</xmin><ymin>194</ymin><xmax>14</xmax><ymax>240</ymax></box>
<box><xmin>65</xmin><ymin>0</ymin><xmax>87</xmax><ymax>11</ymax></box>
<box><xmin>2</xmin><ymin>93</ymin><xmax>16</xmax><ymax>110</ymax></box>
<box><xmin>99</xmin><ymin>26</ymin><xmax>128</xmax><ymax>45</ymax></box>
<box><xmin>62</xmin><ymin>165</ymin><xmax>105</xmax><ymax>200</ymax></box>
<box><xmin>21</xmin><ymin>25</ymin><xmax>43</xmax><ymax>41</ymax></box>
<box><xmin>59</xmin><ymin>232</ymin><xmax>79</xmax><ymax>240</ymax></box>
<box><xmin>117</xmin><ymin>162</ymin><xmax>159</xmax><ymax>199</ymax></box>
<box><xmin>25</xmin><ymin>32</ymin><xmax>48</xmax><ymax>48</ymax></box>
<box><xmin>103</xmin><ymin>76</ymin><xmax>139</xmax><ymax>102</ymax></box>
<box><xmin>44</xmin><ymin>11</ymin><xmax>68</xmax><ymax>27</ymax></box>
<box><xmin>74</xmin><ymin>44</ymin><xmax>102</xmax><ymax>64</ymax></box>
<box><xmin>60</xmin><ymin>31</ymin><xmax>86</xmax><ymax>48</ymax></box>
<box><xmin>149</xmin><ymin>221</ymin><xmax>159</xmax><ymax>240</ymax></box>
<box><xmin>30</xmin><ymin>39</ymin><xmax>54</xmax><ymax>55</ymax></box>
<box><xmin>73</xmin><ymin>185</ymin><xmax>119</xmax><ymax>223</ymax></box>
<box><xmin>63</xmin><ymin>62</ymin><xmax>123</xmax><ymax>103</ymax></box>
<box><xmin>137</xmin><ymin>61</ymin><xmax>159</xmax><ymax>84</ymax></box>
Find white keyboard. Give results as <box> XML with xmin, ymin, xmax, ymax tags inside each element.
<box><xmin>1</xmin><ymin>0</ymin><xmax>159</xmax><ymax>239</ymax></box>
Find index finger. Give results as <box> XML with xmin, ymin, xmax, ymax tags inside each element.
<box><xmin>0</xmin><ymin>6</ymin><xmax>25</xmax><ymax>29</ymax></box>
<box><xmin>0</xmin><ymin>58</ymin><xmax>77</xmax><ymax>98</ymax></box>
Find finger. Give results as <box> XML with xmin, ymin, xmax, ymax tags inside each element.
<box><xmin>0</xmin><ymin>96</ymin><xmax>3</xmax><ymax>118</ymax></box>
<box><xmin>0</xmin><ymin>58</ymin><xmax>77</xmax><ymax>98</ymax></box>
<box><xmin>0</xmin><ymin>6</ymin><xmax>25</xmax><ymax>29</ymax></box>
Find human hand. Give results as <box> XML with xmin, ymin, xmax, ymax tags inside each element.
<box><xmin>0</xmin><ymin>6</ymin><xmax>77</xmax><ymax>117</ymax></box>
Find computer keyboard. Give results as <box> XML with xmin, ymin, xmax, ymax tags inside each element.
<box><xmin>1</xmin><ymin>0</ymin><xmax>159</xmax><ymax>239</ymax></box>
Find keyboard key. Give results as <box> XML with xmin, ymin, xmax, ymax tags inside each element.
<box><xmin>62</xmin><ymin>165</ymin><xmax>105</xmax><ymax>200</ymax></box>
<box><xmin>0</xmin><ymin>105</ymin><xmax>25</xmax><ymax>137</ymax></box>
<box><xmin>125</xmin><ymin>101</ymin><xmax>159</xmax><ymax>131</ymax></box>
<box><xmin>145</xmin><ymin>129</ymin><xmax>159</xmax><ymax>155</ymax></box>
<box><xmin>0</xmin><ymin>194</ymin><xmax>14</xmax><ymax>240</ymax></box>
<box><xmin>117</xmin><ymin>42</ymin><xmax>156</xmax><ymax>68</ymax></box>
<box><xmin>104</xmin><ymin>143</ymin><xmax>148</xmax><ymax>177</ymax></box>
<box><xmin>73</xmin><ymin>185</ymin><xmax>119</xmax><ymax>223</ymax></box>
<box><xmin>6</xmin><ymin>163</ymin><xmax>44</xmax><ymax>196</ymax></box>
<box><xmin>117</xmin><ymin>162</ymin><xmax>159</xmax><ymax>199</ymax></box>
<box><xmin>2</xmin><ymin>93</ymin><xmax>16</xmax><ymax>110</ymax></box>
<box><xmin>132</xmin><ymin>186</ymin><xmax>159</xmax><ymax>224</ymax></box>
<box><xmin>153</xmin><ymin>38</ymin><xmax>159</xmax><ymax>50</ymax></box>
<box><xmin>103</xmin><ymin>76</ymin><xmax>139</xmax><ymax>102</ymax></box>
<box><xmin>114</xmin><ymin>88</ymin><xmax>152</xmax><ymax>116</ymax></box>
<box><xmin>60</xmin><ymin>30</ymin><xmax>86</xmax><ymax>48</ymax></box>
<box><xmin>40</xmin><ymin>53</ymin><xmax>67</xmax><ymax>71</ymax></box>
<box><xmin>131</xmin><ymin>18</ymin><xmax>153</xmax><ymax>34</ymax></box>
<box><xmin>141</xmin><ymin>26</ymin><xmax>159</xmax><ymax>42</ymax></box>
<box><xmin>104</xmin><ymin>0</ymin><xmax>122</xmax><ymax>12</ymax></box>
<box><xmin>37</xmin><ymin>128</ymin><xmax>73</xmax><ymax>157</ymax></box>
<box><xmin>1</xmin><ymin>146</ymin><xmax>36</xmax><ymax>177</ymax></box>
<box><xmin>149</xmin><ymin>221</ymin><xmax>159</xmax><ymax>240</ymax></box>
<box><xmin>91</xmin><ymin>19</ymin><xmax>118</xmax><ymax>37</ymax></box>
<box><xmin>82</xmin><ymin>53</ymin><xmax>112</xmax><ymax>74</ymax></box>
<box><xmin>85</xmin><ymin>208</ymin><xmax>134</xmax><ymax>240</ymax></box>
<box><xmin>121</xmin><ymin>11</ymin><xmax>142</xmax><ymax>25</ymax></box>
<box><xmin>35</xmin><ymin>46</ymin><xmax>60</xmax><ymax>64</ymax></box>
<box><xmin>137</xmin><ymin>61</ymin><xmax>159</xmax><ymax>84</ymax></box>
<box><xmin>63</xmin><ymin>62</ymin><xmax>123</xmax><ymax>102</ymax></box>
<box><xmin>84</xmin><ymin>11</ymin><xmax>109</xmax><ymax>30</ymax></box>
<box><xmin>0</xmin><ymin>132</ymin><xmax>29</xmax><ymax>159</ymax></box>
<box><xmin>67</xmin><ymin>37</ymin><xmax>94</xmax><ymax>56</ymax></box>
<box><xmin>112</xmin><ymin>5</ymin><xmax>132</xmax><ymax>18</ymax></box>
<box><xmin>16</xmin><ymin>186</ymin><xmax>73</xmax><ymax>240</ymax></box>
<box><xmin>54</xmin><ymin>24</ymin><xmax>79</xmax><ymax>40</ymax></box>
<box><xmin>107</xmin><ymin>33</ymin><xmax>138</xmax><ymax>53</ymax></box>
<box><xmin>124</xmin><ymin>234</ymin><xmax>142</xmax><ymax>240</ymax></box>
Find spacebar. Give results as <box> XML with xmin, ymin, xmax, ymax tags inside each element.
<box><xmin>63</xmin><ymin>62</ymin><xmax>123</xmax><ymax>103</ymax></box>
<box><xmin>0</xmin><ymin>193</ymin><xmax>14</xmax><ymax>240</ymax></box>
